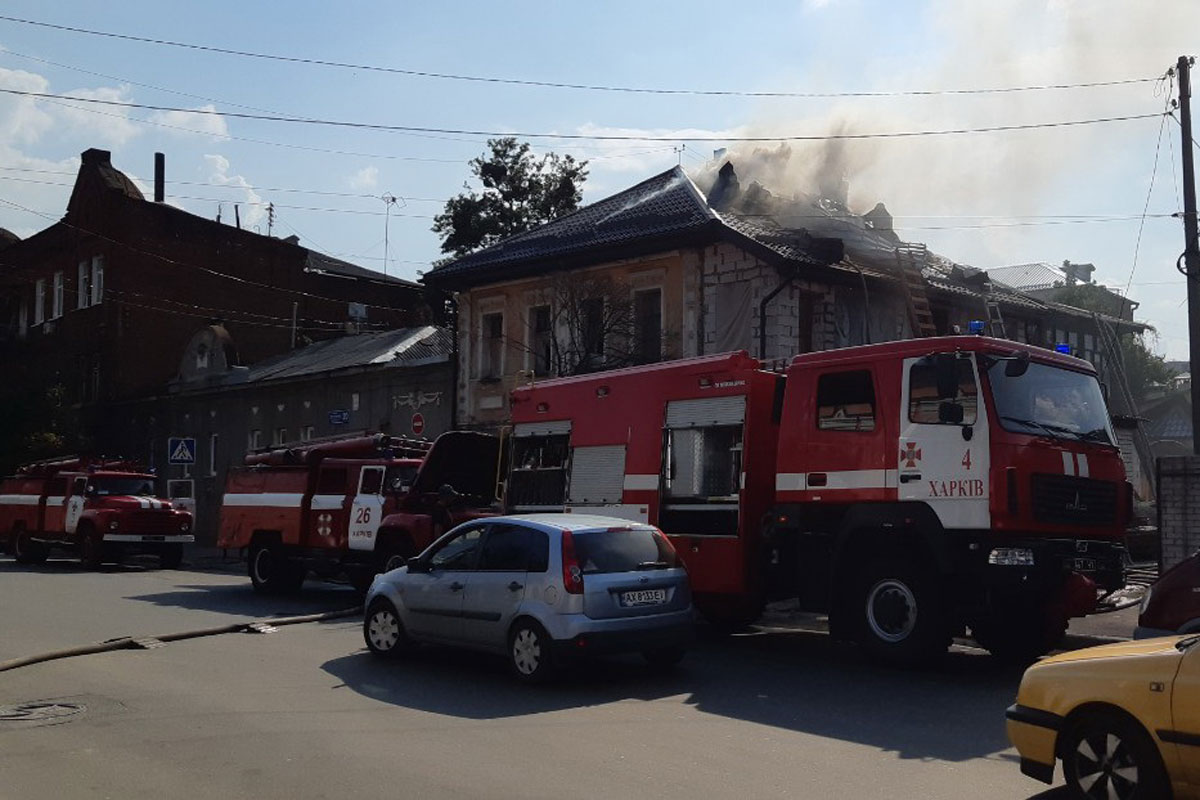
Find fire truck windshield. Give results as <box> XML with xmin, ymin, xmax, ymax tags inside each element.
<box><xmin>986</xmin><ymin>359</ymin><xmax>1115</xmax><ymax>445</ymax></box>
<box><xmin>89</xmin><ymin>477</ymin><xmax>156</xmax><ymax>496</ymax></box>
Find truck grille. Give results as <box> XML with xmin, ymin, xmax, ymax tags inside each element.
<box><xmin>1031</xmin><ymin>474</ymin><xmax>1117</xmax><ymax>526</ymax></box>
<box><xmin>120</xmin><ymin>511</ymin><xmax>175</xmax><ymax>535</ymax></box>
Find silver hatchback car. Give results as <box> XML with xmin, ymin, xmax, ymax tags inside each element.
<box><xmin>363</xmin><ymin>514</ymin><xmax>694</xmax><ymax>682</ymax></box>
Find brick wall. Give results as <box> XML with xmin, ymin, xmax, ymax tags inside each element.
<box><xmin>1157</xmin><ymin>455</ymin><xmax>1200</xmax><ymax>569</ymax></box>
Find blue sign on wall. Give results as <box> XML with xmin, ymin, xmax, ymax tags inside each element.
<box><xmin>167</xmin><ymin>437</ymin><xmax>197</xmax><ymax>464</ymax></box>
<box><xmin>328</xmin><ymin>409</ymin><xmax>351</xmax><ymax>425</ymax></box>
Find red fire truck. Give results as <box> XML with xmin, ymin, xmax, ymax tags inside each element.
<box><xmin>0</xmin><ymin>456</ymin><xmax>194</xmax><ymax>568</ymax></box>
<box><xmin>217</xmin><ymin>431</ymin><xmax>499</xmax><ymax>593</ymax></box>
<box><xmin>507</xmin><ymin>337</ymin><xmax>1131</xmax><ymax>663</ymax></box>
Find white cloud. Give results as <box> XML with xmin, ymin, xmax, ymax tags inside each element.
<box><xmin>204</xmin><ymin>153</ymin><xmax>266</xmax><ymax>230</ymax></box>
<box><xmin>147</xmin><ymin>104</ymin><xmax>230</xmax><ymax>140</ymax></box>
<box><xmin>348</xmin><ymin>166</ymin><xmax>378</xmax><ymax>190</ymax></box>
<box><xmin>53</xmin><ymin>85</ymin><xmax>142</xmax><ymax>146</ymax></box>
<box><xmin>0</xmin><ymin>67</ymin><xmax>54</xmax><ymax>145</ymax></box>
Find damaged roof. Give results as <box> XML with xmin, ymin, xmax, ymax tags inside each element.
<box><xmin>242</xmin><ymin>326</ymin><xmax>451</xmax><ymax>384</ymax></box>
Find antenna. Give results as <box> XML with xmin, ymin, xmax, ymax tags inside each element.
<box><xmin>673</xmin><ymin>144</ymin><xmax>685</xmax><ymax>165</ymax></box>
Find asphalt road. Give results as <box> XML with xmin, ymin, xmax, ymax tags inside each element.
<box><xmin>0</xmin><ymin>555</ymin><xmax>1138</xmax><ymax>799</ymax></box>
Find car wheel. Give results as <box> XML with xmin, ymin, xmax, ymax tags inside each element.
<box><xmin>1061</xmin><ymin>710</ymin><xmax>1169</xmax><ymax>800</ymax></box>
<box><xmin>508</xmin><ymin>620</ymin><xmax>556</xmax><ymax>684</ymax></box>
<box><xmin>856</xmin><ymin>558</ymin><xmax>950</xmax><ymax>666</ymax></box>
<box><xmin>363</xmin><ymin>598</ymin><xmax>411</xmax><ymax>657</ymax></box>
<box><xmin>248</xmin><ymin>540</ymin><xmax>304</xmax><ymax>594</ymax></box>
<box><xmin>642</xmin><ymin>646</ymin><xmax>686</xmax><ymax>670</ymax></box>
<box><xmin>79</xmin><ymin>525</ymin><xmax>104</xmax><ymax>569</ymax></box>
<box><xmin>12</xmin><ymin>528</ymin><xmax>48</xmax><ymax>565</ymax></box>
<box><xmin>159</xmin><ymin>544</ymin><xmax>184</xmax><ymax>570</ymax></box>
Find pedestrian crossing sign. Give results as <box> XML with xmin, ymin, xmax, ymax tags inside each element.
<box><xmin>168</xmin><ymin>437</ymin><xmax>197</xmax><ymax>465</ymax></box>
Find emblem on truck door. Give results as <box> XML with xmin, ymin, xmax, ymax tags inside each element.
<box><xmin>317</xmin><ymin>513</ymin><xmax>333</xmax><ymax>537</ymax></box>
<box><xmin>900</xmin><ymin>442</ymin><xmax>922</xmax><ymax>468</ymax></box>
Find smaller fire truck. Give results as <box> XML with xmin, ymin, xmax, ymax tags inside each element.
<box><xmin>0</xmin><ymin>456</ymin><xmax>194</xmax><ymax>568</ymax></box>
<box><xmin>507</xmin><ymin>337</ymin><xmax>1131</xmax><ymax>664</ymax></box>
<box><xmin>218</xmin><ymin>431</ymin><xmax>499</xmax><ymax>593</ymax></box>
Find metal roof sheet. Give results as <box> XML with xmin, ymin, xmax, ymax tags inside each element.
<box><xmin>243</xmin><ymin>326</ymin><xmax>451</xmax><ymax>383</ymax></box>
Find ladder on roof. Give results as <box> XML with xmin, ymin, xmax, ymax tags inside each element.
<box><xmin>1094</xmin><ymin>313</ymin><xmax>1155</xmax><ymax>498</ymax></box>
<box><xmin>894</xmin><ymin>243</ymin><xmax>938</xmax><ymax>338</ymax></box>
<box><xmin>984</xmin><ymin>298</ymin><xmax>1007</xmax><ymax>338</ymax></box>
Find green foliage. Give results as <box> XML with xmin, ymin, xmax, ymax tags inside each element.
<box><xmin>433</xmin><ymin>138</ymin><xmax>588</xmax><ymax>257</ymax></box>
<box><xmin>1052</xmin><ymin>283</ymin><xmax>1130</xmax><ymax>320</ymax></box>
<box><xmin>0</xmin><ymin>378</ymin><xmax>87</xmax><ymax>474</ymax></box>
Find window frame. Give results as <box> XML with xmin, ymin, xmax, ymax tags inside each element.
<box><xmin>34</xmin><ymin>278</ymin><xmax>45</xmax><ymax>325</ymax></box>
<box><xmin>528</xmin><ymin>304</ymin><xmax>553</xmax><ymax>376</ymax></box>
<box><xmin>815</xmin><ymin>369</ymin><xmax>878</xmax><ymax>433</ymax></box>
<box><xmin>480</xmin><ymin>310</ymin><xmax>505</xmax><ymax>379</ymax></box>
<box><xmin>426</xmin><ymin>524</ymin><xmax>487</xmax><ymax>571</ymax></box>
<box><xmin>90</xmin><ymin>256</ymin><xmax>104</xmax><ymax>305</ymax></box>
<box><xmin>632</xmin><ymin>286</ymin><xmax>663</xmax><ymax>364</ymax></box>
<box><xmin>77</xmin><ymin>261</ymin><xmax>91</xmax><ymax>310</ymax></box>
<box><xmin>907</xmin><ymin>357</ymin><xmax>979</xmax><ymax>426</ymax></box>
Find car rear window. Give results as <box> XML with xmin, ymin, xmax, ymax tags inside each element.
<box><xmin>572</xmin><ymin>528</ymin><xmax>679</xmax><ymax>574</ymax></box>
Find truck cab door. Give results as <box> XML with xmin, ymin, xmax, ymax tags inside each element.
<box><xmin>347</xmin><ymin>466</ymin><xmax>385</xmax><ymax>552</ymax></box>
<box><xmin>897</xmin><ymin>353</ymin><xmax>990</xmax><ymax>529</ymax></box>
<box><xmin>65</xmin><ymin>477</ymin><xmax>87</xmax><ymax>534</ymax></box>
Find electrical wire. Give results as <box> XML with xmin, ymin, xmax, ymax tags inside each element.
<box><xmin>1119</xmin><ymin>88</ymin><xmax>1174</xmax><ymax>316</ymax></box>
<box><xmin>0</xmin><ymin>14</ymin><xmax>1160</xmax><ymax>99</ymax></box>
<box><xmin>0</xmin><ymin>87</ymin><xmax>1165</xmax><ymax>142</ymax></box>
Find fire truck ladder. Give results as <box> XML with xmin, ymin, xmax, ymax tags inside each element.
<box><xmin>1094</xmin><ymin>313</ymin><xmax>1155</xmax><ymax>497</ymax></box>
<box><xmin>984</xmin><ymin>297</ymin><xmax>1007</xmax><ymax>338</ymax></box>
<box><xmin>894</xmin><ymin>243</ymin><xmax>938</xmax><ymax>338</ymax></box>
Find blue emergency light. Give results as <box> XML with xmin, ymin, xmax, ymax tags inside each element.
<box><xmin>967</xmin><ymin>320</ymin><xmax>986</xmax><ymax>334</ymax></box>
<box><xmin>1055</xmin><ymin>343</ymin><xmax>1071</xmax><ymax>354</ymax></box>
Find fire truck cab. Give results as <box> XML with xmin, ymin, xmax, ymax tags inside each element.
<box><xmin>507</xmin><ymin>337</ymin><xmax>1130</xmax><ymax>663</ymax></box>
<box><xmin>0</xmin><ymin>456</ymin><xmax>194</xmax><ymax>568</ymax></box>
<box><xmin>218</xmin><ymin>432</ymin><xmax>499</xmax><ymax>593</ymax></box>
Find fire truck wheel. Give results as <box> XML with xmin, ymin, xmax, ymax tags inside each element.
<box><xmin>971</xmin><ymin>611</ymin><xmax>1068</xmax><ymax>663</ymax></box>
<box><xmin>856</xmin><ymin>558</ymin><xmax>950</xmax><ymax>665</ymax></box>
<box><xmin>12</xmin><ymin>528</ymin><xmax>48</xmax><ymax>565</ymax></box>
<box><xmin>79</xmin><ymin>525</ymin><xmax>104</xmax><ymax>569</ymax></box>
<box><xmin>364</xmin><ymin>598</ymin><xmax>412</xmax><ymax>657</ymax></box>
<box><xmin>159</xmin><ymin>545</ymin><xmax>184</xmax><ymax>570</ymax></box>
<box><xmin>508</xmin><ymin>619</ymin><xmax>557</xmax><ymax>684</ymax></box>
<box><xmin>248</xmin><ymin>541</ymin><xmax>305</xmax><ymax>594</ymax></box>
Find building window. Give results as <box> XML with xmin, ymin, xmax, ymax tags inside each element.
<box><xmin>51</xmin><ymin>271</ymin><xmax>64</xmax><ymax>319</ymax></box>
<box><xmin>529</xmin><ymin>305</ymin><xmax>553</xmax><ymax>376</ymax></box>
<box><xmin>581</xmin><ymin>298</ymin><xmax>604</xmax><ymax>362</ymax></box>
<box><xmin>816</xmin><ymin>370</ymin><xmax>877</xmax><ymax>432</ymax></box>
<box><xmin>351</xmin><ymin>392</ymin><xmax>360</xmax><ymax>411</ymax></box>
<box><xmin>273</xmin><ymin>427</ymin><xmax>288</xmax><ymax>446</ymax></box>
<box><xmin>208</xmin><ymin>434</ymin><xmax>219</xmax><ymax>476</ymax></box>
<box><xmin>77</xmin><ymin>261</ymin><xmax>91</xmax><ymax>309</ymax></box>
<box><xmin>195</xmin><ymin>343</ymin><xmax>209</xmax><ymax>370</ymax></box>
<box><xmin>34</xmin><ymin>279</ymin><xmax>45</xmax><ymax>325</ymax></box>
<box><xmin>91</xmin><ymin>256</ymin><xmax>104</xmax><ymax>305</ymax></box>
<box><xmin>300</xmin><ymin>425</ymin><xmax>315</xmax><ymax>442</ymax></box>
<box><xmin>633</xmin><ymin>288</ymin><xmax>662</xmax><ymax>364</ymax></box>
<box><xmin>481</xmin><ymin>311</ymin><xmax>504</xmax><ymax>379</ymax></box>
<box><xmin>248</xmin><ymin>429</ymin><xmax>263</xmax><ymax>451</ymax></box>
<box><xmin>17</xmin><ymin>300</ymin><xmax>27</xmax><ymax>339</ymax></box>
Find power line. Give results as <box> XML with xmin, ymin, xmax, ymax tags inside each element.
<box><xmin>0</xmin><ymin>14</ymin><xmax>1161</xmax><ymax>98</ymax></box>
<box><xmin>0</xmin><ymin>87</ymin><xmax>1166</xmax><ymax>141</ymax></box>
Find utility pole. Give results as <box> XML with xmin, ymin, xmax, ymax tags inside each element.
<box><xmin>1176</xmin><ymin>55</ymin><xmax>1200</xmax><ymax>454</ymax></box>
<box><xmin>382</xmin><ymin>193</ymin><xmax>397</xmax><ymax>278</ymax></box>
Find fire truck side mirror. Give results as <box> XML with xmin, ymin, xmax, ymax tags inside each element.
<box><xmin>1004</xmin><ymin>351</ymin><xmax>1030</xmax><ymax>378</ymax></box>
<box><xmin>934</xmin><ymin>353</ymin><xmax>959</xmax><ymax>399</ymax></box>
<box><xmin>938</xmin><ymin>401</ymin><xmax>965</xmax><ymax>425</ymax></box>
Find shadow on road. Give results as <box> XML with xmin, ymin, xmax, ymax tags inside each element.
<box><xmin>126</xmin><ymin>582</ymin><xmax>360</xmax><ymax>618</ymax></box>
<box><xmin>322</xmin><ymin>625</ymin><xmax>1027</xmax><ymax>764</ymax></box>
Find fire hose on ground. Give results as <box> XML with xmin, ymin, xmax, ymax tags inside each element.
<box><xmin>0</xmin><ymin>605</ymin><xmax>363</xmax><ymax>674</ymax></box>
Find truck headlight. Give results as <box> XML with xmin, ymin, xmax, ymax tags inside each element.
<box><xmin>108</xmin><ymin>520</ymin><xmax>119</xmax><ymax>531</ymax></box>
<box><xmin>988</xmin><ymin>547</ymin><xmax>1035</xmax><ymax>566</ymax></box>
<box><xmin>180</xmin><ymin>521</ymin><xmax>191</xmax><ymax>532</ymax></box>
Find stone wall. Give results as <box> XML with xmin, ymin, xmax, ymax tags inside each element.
<box><xmin>1157</xmin><ymin>455</ymin><xmax>1200</xmax><ymax>570</ymax></box>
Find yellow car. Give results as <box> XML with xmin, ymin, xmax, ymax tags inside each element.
<box><xmin>1007</xmin><ymin>634</ymin><xmax>1200</xmax><ymax>799</ymax></box>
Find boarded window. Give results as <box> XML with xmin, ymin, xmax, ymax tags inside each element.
<box><xmin>816</xmin><ymin>370</ymin><xmax>877</xmax><ymax>431</ymax></box>
<box><xmin>713</xmin><ymin>282</ymin><xmax>752</xmax><ymax>353</ymax></box>
<box><xmin>633</xmin><ymin>288</ymin><xmax>662</xmax><ymax>364</ymax></box>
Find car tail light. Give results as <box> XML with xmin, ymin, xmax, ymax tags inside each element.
<box><xmin>561</xmin><ymin>529</ymin><xmax>584</xmax><ymax>594</ymax></box>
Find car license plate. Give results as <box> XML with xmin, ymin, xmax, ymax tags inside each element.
<box><xmin>621</xmin><ymin>589</ymin><xmax>666</xmax><ymax>606</ymax></box>
<box><xmin>1071</xmin><ymin>557</ymin><xmax>1097</xmax><ymax>571</ymax></box>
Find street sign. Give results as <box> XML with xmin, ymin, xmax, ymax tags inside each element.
<box><xmin>328</xmin><ymin>409</ymin><xmax>350</xmax><ymax>425</ymax></box>
<box><xmin>167</xmin><ymin>437</ymin><xmax>197</xmax><ymax>465</ymax></box>
<box><xmin>411</xmin><ymin>413</ymin><xmax>425</xmax><ymax>435</ymax></box>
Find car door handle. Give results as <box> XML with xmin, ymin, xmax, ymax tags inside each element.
<box><xmin>900</xmin><ymin>473</ymin><xmax>922</xmax><ymax>483</ymax></box>
<box><xmin>507</xmin><ymin>581</ymin><xmax>523</xmax><ymax>592</ymax></box>
<box><xmin>449</xmin><ymin>581</ymin><xmax>464</xmax><ymax>592</ymax></box>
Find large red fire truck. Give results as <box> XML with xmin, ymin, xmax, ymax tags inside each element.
<box><xmin>507</xmin><ymin>336</ymin><xmax>1131</xmax><ymax>663</ymax></box>
<box><xmin>0</xmin><ymin>456</ymin><xmax>194</xmax><ymax>568</ymax></box>
<box><xmin>217</xmin><ymin>431</ymin><xmax>499</xmax><ymax>593</ymax></box>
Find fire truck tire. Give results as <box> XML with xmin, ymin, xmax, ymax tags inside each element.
<box><xmin>12</xmin><ymin>528</ymin><xmax>48</xmax><ymax>565</ymax></box>
<box><xmin>159</xmin><ymin>544</ymin><xmax>184</xmax><ymax>570</ymax></box>
<box><xmin>79</xmin><ymin>525</ymin><xmax>105</xmax><ymax>569</ymax></box>
<box><xmin>248</xmin><ymin>541</ymin><xmax>305</xmax><ymax>594</ymax></box>
<box><xmin>970</xmin><ymin>611</ymin><xmax>1068</xmax><ymax>663</ymax></box>
<box><xmin>508</xmin><ymin>619</ymin><xmax>557</xmax><ymax>684</ymax></box>
<box><xmin>856</xmin><ymin>558</ymin><xmax>950</xmax><ymax>665</ymax></box>
<box><xmin>364</xmin><ymin>598</ymin><xmax>413</xmax><ymax>657</ymax></box>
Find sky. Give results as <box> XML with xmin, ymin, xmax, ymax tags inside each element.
<box><xmin>0</xmin><ymin>1</ymin><xmax>1196</xmax><ymax>358</ymax></box>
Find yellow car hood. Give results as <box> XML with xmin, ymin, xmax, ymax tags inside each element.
<box><xmin>1037</xmin><ymin>636</ymin><xmax>1189</xmax><ymax>667</ymax></box>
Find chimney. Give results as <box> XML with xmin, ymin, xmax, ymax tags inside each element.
<box><xmin>1061</xmin><ymin>260</ymin><xmax>1096</xmax><ymax>285</ymax></box>
<box><xmin>81</xmin><ymin>148</ymin><xmax>112</xmax><ymax>167</ymax></box>
<box><xmin>706</xmin><ymin>162</ymin><xmax>741</xmax><ymax>211</ymax></box>
<box><xmin>154</xmin><ymin>152</ymin><xmax>165</xmax><ymax>203</ymax></box>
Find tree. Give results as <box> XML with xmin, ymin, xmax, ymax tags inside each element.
<box><xmin>433</xmin><ymin>138</ymin><xmax>588</xmax><ymax>257</ymax></box>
